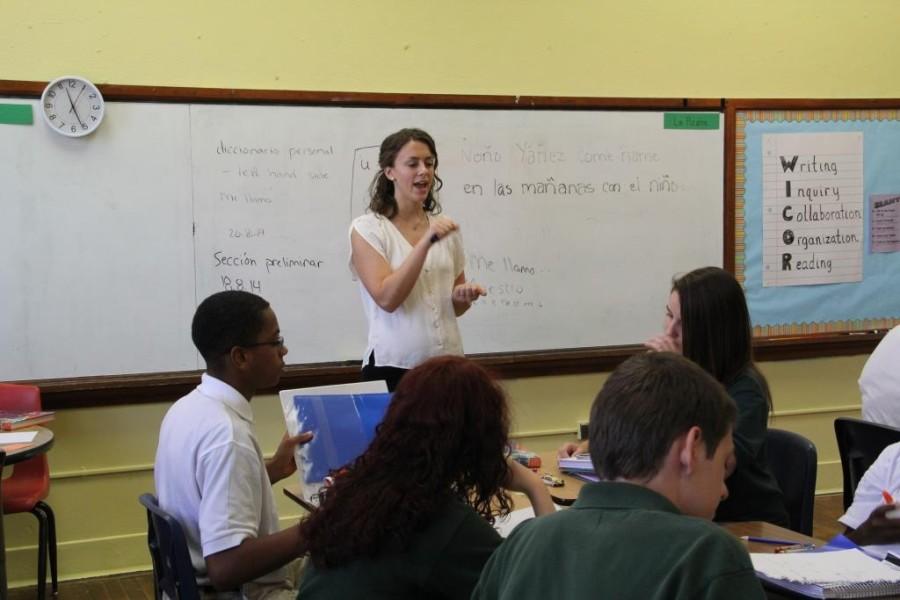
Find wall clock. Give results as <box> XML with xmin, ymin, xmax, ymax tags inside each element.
<box><xmin>40</xmin><ymin>76</ymin><xmax>105</xmax><ymax>137</ymax></box>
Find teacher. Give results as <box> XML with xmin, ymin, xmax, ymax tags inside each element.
<box><xmin>349</xmin><ymin>128</ymin><xmax>485</xmax><ymax>391</ymax></box>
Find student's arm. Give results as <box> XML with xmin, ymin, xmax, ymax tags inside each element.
<box><xmin>557</xmin><ymin>439</ymin><xmax>589</xmax><ymax>458</ymax></box>
<box><xmin>351</xmin><ymin>217</ymin><xmax>458</xmax><ymax>313</ymax></box>
<box><xmin>197</xmin><ymin>438</ymin><xmax>308</xmax><ymax>591</ymax></box>
<box><xmin>205</xmin><ymin>525</ymin><xmax>306</xmax><ymax>591</ymax></box>
<box><xmin>265</xmin><ymin>431</ymin><xmax>313</xmax><ymax>484</ymax></box>
<box><xmin>727</xmin><ymin>377</ymin><xmax>769</xmax><ymax>473</ymax></box>
<box><xmin>845</xmin><ymin>504</ymin><xmax>900</xmax><ymax>545</ymax></box>
<box><xmin>505</xmin><ymin>459</ymin><xmax>555</xmax><ymax>517</ymax></box>
<box><xmin>451</xmin><ymin>271</ymin><xmax>486</xmax><ymax>317</ymax></box>
<box><xmin>841</xmin><ymin>444</ymin><xmax>900</xmax><ymax>545</ymax></box>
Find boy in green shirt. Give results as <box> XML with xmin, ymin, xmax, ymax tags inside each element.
<box><xmin>473</xmin><ymin>352</ymin><xmax>766</xmax><ymax>600</ymax></box>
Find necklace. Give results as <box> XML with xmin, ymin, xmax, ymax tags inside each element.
<box><xmin>405</xmin><ymin>213</ymin><xmax>428</xmax><ymax>231</ymax></box>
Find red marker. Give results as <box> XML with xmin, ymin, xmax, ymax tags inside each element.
<box><xmin>883</xmin><ymin>490</ymin><xmax>894</xmax><ymax>504</ymax></box>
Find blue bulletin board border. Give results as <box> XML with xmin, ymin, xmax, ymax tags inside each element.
<box><xmin>735</xmin><ymin>109</ymin><xmax>900</xmax><ymax>336</ymax></box>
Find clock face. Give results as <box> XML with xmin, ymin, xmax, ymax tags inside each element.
<box><xmin>40</xmin><ymin>76</ymin><xmax>105</xmax><ymax>137</ymax></box>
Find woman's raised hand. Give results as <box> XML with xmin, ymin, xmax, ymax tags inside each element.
<box><xmin>425</xmin><ymin>216</ymin><xmax>459</xmax><ymax>243</ymax></box>
<box><xmin>644</xmin><ymin>333</ymin><xmax>681</xmax><ymax>354</ymax></box>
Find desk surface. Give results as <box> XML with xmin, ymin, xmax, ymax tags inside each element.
<box><xmin>0</xmin><ymin>426</ymin><xmax>54</xmax><ymax>465</ymax></box>
<box><xmin>523</xmin><ymin>451</ymin><xmax>823</xmax><ymax>550</ymax></box>
<box><xmin>284</xmin><ymin>450</ymin><xmax>822</xmax><ymax>552</ymax></box>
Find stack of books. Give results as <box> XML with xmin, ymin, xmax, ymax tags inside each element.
<box><xmin>557</xmin><ymin>453</ymin><xmax>594</xmax><ymax>474</ymax></box>
<box><xmin>0</xmin><ymin>410</ymin><xmax>55</xmax><ymax>431</ymax></box>
<box><xmin>558</xmin><ymin>453</ymin><xmax>599</xmax><ymax>483</ymax></box>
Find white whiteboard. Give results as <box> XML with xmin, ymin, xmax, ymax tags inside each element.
<box><xmin>1</xmin><ymin>99</ymin><xmax>723</xmax><ymax>380</ymax></box>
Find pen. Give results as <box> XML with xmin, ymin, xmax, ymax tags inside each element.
<box><xmin>774</xmin><ymin>543</ymin><xmax>816</xmax><ymax>553</ymax></box>
<box><xmin>740</xmin><ymin>535</ymin><xmax>807</xmax><ymax>546</ymax></box>
<box><xmin>883</xmin><ymin>490</ymin><xmax>895</xmax><ymax>504</ymax></box>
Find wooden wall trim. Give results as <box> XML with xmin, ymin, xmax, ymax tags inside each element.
<box><xmin>33</xmin><ymin>334</ymin><xmax>877</xmax><ymax>409</ymax></box>
<box><xmin>0</xmin><ymin>79</ymin><xmax>723</xmax><ymax>110</ymax></box>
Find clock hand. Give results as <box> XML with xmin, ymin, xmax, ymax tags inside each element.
<box><xmin>69</xmin><ymin>84</ymin><xmax>86</xmax><ymax>113</ymax></box>
<box><xmin>64</xmin><ymin>87</ymin><xmax>86</xmax><ymax>128</ymax></box>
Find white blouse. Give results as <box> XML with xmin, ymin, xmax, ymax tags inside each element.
<box><xmin>349</xmin><ymin>212</ymin><xmax>465</xmax><ymax>369</ymax></box>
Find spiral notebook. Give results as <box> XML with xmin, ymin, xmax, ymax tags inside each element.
<box><xmin>751</xmin><ymin>549</ymin><xmax>900</xmax><ymax>598</ymax></box>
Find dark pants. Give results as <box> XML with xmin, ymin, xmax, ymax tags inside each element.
<box><xmin>361</xmin><ymin>352</ymin><xmax>407</xmax><ymax>392</ymax></box>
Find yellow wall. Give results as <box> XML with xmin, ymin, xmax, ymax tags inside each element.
<box><xmin>3</xmin><ymin>0</ymin><xmax>895</xmax><ymax>587</ymax></box>
<box><xmin>3</xmin><ymin>1</ymin><xmax>900</xmax><ymax>98</ymax></box>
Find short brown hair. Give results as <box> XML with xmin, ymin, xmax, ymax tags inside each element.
<box><xmin>589</xmin><ymin>352</ymin><xmax>736</xmax><ymax>481</ymax></box>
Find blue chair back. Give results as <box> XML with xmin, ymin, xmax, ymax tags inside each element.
<box><xmin>765</xmin><ymin>428</ymin><xmax>817</xmax><ymax>536</ymax></box>
<box><xmin>138</xmin><ymin>493</ymin><xmax>200</xmax><ymax>600</ymax></box>
<box><xmin>834</xmin><ymin>417</ymin><xmax>900</xmax><ymax>510</ymax></box>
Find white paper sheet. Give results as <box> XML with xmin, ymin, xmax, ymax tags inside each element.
<box><xmin>0</xmin><ymin>431</ymin><xmax>37</xmax><ymax>444</ymax></box>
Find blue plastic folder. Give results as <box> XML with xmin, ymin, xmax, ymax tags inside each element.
<box><xmin>293</xmin><ymin>392</ymin><xmax>392</xmax><ymax>484</ymax></box>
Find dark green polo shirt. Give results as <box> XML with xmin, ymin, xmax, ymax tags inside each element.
<box><xmin>296</xmin><ymin>499</ymin><xmax>500</xmax><ymax>600</ymax></box>
<box><xmin>715</xmin><ymin>371</ymin><xmax>790</xmax><ymax>526</ymax></box>
<box><xmin>473</xmin><ymin>482</ymin><xmax>766</xmax><ymax>600</ymax></box>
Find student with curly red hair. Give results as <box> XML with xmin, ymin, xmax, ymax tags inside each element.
<box><xmin>296</xmin><ymin>355</ymin><xmax>553</xmax><ymax>600</ymax></box>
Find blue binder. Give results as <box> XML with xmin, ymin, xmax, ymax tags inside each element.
<box><xmin>292</xmin><ymin>392</ymin><xmax>392</xmax><ymax>484</ymax></box>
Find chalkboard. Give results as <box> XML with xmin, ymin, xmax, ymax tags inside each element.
<box><xmin>1</xmin><ymin>90</ymin><xmax>724</xmax><ymax>382</ymax></box>
<box><xmin>732</xmin><ymin>102</ymin><xmax>900</xmax><ymax>337</ymax></box>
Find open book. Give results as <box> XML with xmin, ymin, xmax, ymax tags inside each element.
<box><xmin>279</xmin><ymin>381</ymin><xmax>390</xmax><ymax>507</ymax></box>
<box><xmin>751</xmin><ymin>549</ymin><xmax>900</xmax><ymax>598</ymax></box>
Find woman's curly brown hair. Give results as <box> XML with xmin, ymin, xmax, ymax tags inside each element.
<box><xmin>368</xmin><ymin>128</ymin><xmax>443</xmax><ymax>218</ymax></box>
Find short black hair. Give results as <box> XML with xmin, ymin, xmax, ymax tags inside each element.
<box><xmin>191</xmin><ymin>291</ymin><xmax>270</xmax><ymax>366</ymax></box>
<box><xmin>589</xmin><ymin>352</ymin><xmax>736</xmax><ymax>481</ymax></box>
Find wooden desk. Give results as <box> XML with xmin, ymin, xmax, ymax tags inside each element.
<box><xmin>0</xmin><ymin>427</ymin><xmax>55</xmax><ymax>600</ymax></box>
<box><xmin>508</xmin><ymin>450</ymin><xmax>583</xmax><ymax>508</ymax></box>
<box><xmin>723</xmin><ymin>521</ymin><xmax>822</xmax><ymax>553</ymax></box>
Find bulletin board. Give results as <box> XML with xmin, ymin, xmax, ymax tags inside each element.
<box><xmin>728</xmin><ymin>100</ymin><xmax>900</xmax><ymax>347</ymax></box>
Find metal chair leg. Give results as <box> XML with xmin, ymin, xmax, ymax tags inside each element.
<box><xmin>36</xmin><ymin>502</ymin><xmax>57</xmax><ymax>596</ymax></box>
<box><xmin>32</xmin><ymin>505</ymin><xmax>48</xmax><ymax>600</ymax></box>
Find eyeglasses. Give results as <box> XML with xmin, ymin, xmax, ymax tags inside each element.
<box><xmin>241</xmin><ymin>336</ymin><xmax>285</xmax><ymax>349</ymax></box>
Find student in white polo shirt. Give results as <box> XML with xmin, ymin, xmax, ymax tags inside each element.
<box><xmin>154</xmin><ymin>290</ymin><xmax>311</xmax><ymax>599</ymax></box>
